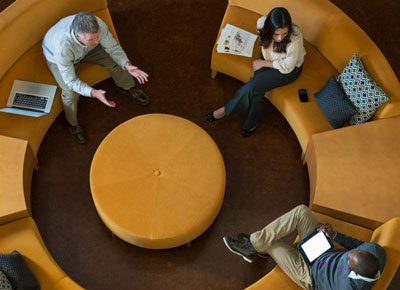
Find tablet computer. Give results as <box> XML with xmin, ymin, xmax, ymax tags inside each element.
<box><xmin>297</xmin><ymin>230</ymin><xmax>334</xmax><ymax>265</ymax></box>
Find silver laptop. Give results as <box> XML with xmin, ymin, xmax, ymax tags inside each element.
<box><xmin>0</xmin><ymin>80</ymin><xmax>57</xmax><ymax>117</ymax></box>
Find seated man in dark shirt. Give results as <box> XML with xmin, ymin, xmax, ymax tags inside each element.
<box><xmin>223</xmin><ymin>205</ymin><xmax>386</xmax><ymax>290</ymax></box>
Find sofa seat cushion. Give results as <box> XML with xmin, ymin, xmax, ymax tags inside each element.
<box><xmin>0</xmin><ymin>217</ymin><xmax>73</xmax><ymax>290</ymax></box>
<box><xmin>211</xmin><ymin>5</ymin><xmax>261</xmax><ymax>83</ymax></box>
<box><xmin>0</xmin><ymin>9</ymin><xmax>115</xmax><ymax>156</ymax></box>
<box><xmin>266</xmin><ymin>41</ymin><xmax>338</xmax><ymax>152</ymax></box>
<box><xmin>245</xmin><ymin>266</ymin><xmax>300</xmax><ymax>290</ymax></box>
<box><xmin>55</xmin><ymin>277</ymin><xmax>84</xmax><ymax>290</ymax></box>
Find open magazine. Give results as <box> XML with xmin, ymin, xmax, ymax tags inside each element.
<box><xmin>217</xmin><ymin>24</ymin><xmax>258</xmax><ymax>57</ymax></box>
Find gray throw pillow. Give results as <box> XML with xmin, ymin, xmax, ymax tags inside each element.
<box><xmin>0</xmin><ymin>251</ymin><xmax>40</xmax><ymax>290</ymax></box>
<box><xmin>314</xmin><ymin>75</ymin><xmax>357</xmax><ymax>129</ymax></box>
<box><xmin>0</xmin><ymin>270</ymin><xmax>13</xmax><ymax>290</ymax></box>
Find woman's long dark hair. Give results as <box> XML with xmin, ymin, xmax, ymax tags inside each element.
<box><xmin>259</xmin><ymin>7</ymin><xmax>293</xmax><ymax>53</ymax></box>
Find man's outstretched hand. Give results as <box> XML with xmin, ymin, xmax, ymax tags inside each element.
<box><xmin>91</xmin><ymin>89</ymin><xmax>116</xmax><ymax>107</ymax></box>
<box><xmin>124</xmin><ymin>62</ymin><xmax>149</xmax><ymax>84</ymax></box>
<box><xmin>317</xmin><ymin>223</ymin><xmax>336</xmax><ymax>239</ymax></box>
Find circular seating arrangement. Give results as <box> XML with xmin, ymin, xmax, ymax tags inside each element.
<box><xmin>90</xmin><ymin>114</ymin><xmax>226</xmax><ymax>249</ymax></box>
<box><xmin>0</xmin><ymin>0</ymin><xmax>399</xmax><ymax>289</ymax></box>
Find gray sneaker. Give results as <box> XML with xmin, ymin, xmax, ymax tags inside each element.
<box><xmin>237</xmin><ymin>233</ymin><xmax>250</xmax><ymax>241</ymax></box>
<box><xmin>223</xmin><ymin>236</ymin><xmax>257</xmax><ymax>263</ymax></box>
<box><xmin>237</xmin><ymin>233</ymin><xmax>269</xmax><ymax>259</ymax></box>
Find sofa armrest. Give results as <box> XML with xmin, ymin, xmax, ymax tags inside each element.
<box><xmin>371</xmin><ymin>218</ymin><xmax>400</xmax><ymax>290</ymax></box>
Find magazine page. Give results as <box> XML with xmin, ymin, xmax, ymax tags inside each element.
<box><xmin>217</xmin><ymin>24</ymin><xmax>257</xmax><ymax>57</ymax></box>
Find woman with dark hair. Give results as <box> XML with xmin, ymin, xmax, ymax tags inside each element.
<box><xmin>207</xmin><ymin>7</ymin><xmax>305</xmax><ymax>137</ymax></box>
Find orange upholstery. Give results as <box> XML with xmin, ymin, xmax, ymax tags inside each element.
<box><xmin>0</xmin><ymin>136</ymin><xmax>36</xmax><ymax>225</ymax></box>
<box><xmin>305</xmin><ymin>118</ymin><xmax>400</xmax><ymax>229</ymax></box>
<box><xmin>211</xmin><ymin>0</ymin><xmax>400</xmax><ymax>152</ymax></box>
<box><xmin>90</xmin><ymin>114</ymin><xmax>226</xmax><ymax>249</ymax></box>
<box><xmin>246</xmin><ymin>213</ymin><xmax>400</xmax><ymax>290</ymax></box>
<box><xmin>55</xmin><ymin>277</ymin><xmax>85</xmax><ymax>290</ymax></box>
<box><xmin>245</xmin><ymin>266</ymin><xmax>300</xmax><ymax>290</ymax></box>
<box><xmin>0</xmin><ymin>217</ymin><xmax>84</xmax><ymax>290</ymax></box>
<box><xmin>371</xmin><ymin>218</ymin><xmax>400</xmax><ymax>290</ymax></box>
<box><xmin>211</xmin><ymin>5</ymin><xmax>261</xmax><ymax>83</ymax></box>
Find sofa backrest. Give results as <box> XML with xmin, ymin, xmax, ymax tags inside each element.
<box><xmin>0</xmin><ymin>0</ymin><xmax>108</xmax><ymax>81</ymax></box>
<box><xmin>229</xmin><ymin>0</ymin><xmax>400</xmax><ymax>119</ymax></box>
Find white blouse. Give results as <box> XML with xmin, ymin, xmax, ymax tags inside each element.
<box><xmin>257</xmin><ymin>16</ymin><xmax>306</xmax><ymax>74</ymax></box>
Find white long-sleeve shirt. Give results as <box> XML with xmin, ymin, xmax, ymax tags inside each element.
<box><xmin>257</xmin><ymin>16</ymin><xmax>306</xmax><ymax>74</ymax></box>
<box><xmin>43</xmin><ymin>15</ymin><xmax>130</xmax><ymax>97</ymax></box>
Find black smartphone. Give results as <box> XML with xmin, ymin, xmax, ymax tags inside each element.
<box><xmin>298</xmin><ymin>89</ymin><xmax>308</xmax><ymax>102</ymax></box>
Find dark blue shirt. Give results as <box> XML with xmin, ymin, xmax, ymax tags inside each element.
<box><xmin>311</xmin><ymin>233</ymin><xmax>386</xmax><ymax>290</ymax></box>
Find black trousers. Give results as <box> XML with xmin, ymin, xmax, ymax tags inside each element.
<box><xmin>225</xmin><ymin>65</ymin><xmax>302</xmax><ymax>130</ymax></box>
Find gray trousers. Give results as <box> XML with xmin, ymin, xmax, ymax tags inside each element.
<box><xmin>250</xmin><ymin>205</ymin><xmax>319</xmax><ymax>290</ymax></box>
<box><xmin>225</xmin><ymin>65</ymin><xmax>302</xmax><ymax>130</ymax></box>
<box><xmin>46</xmin><ymin>46</ymin><xmax>135</xmax><ymax>126</ymax></box>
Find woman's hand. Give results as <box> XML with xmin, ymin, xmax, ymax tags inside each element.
<box><xmin>252</xmin><ymin>59</ymin><xmax>273</xmax><ymax>71</ymax></box>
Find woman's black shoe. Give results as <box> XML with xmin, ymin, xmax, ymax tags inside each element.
<box><xmin>241</xmin><ymin>129</ymin><xmax>254</xmax><ymax>137</ymax></box>
<box><xmin>206</xmin><ymin>111</ymin><xmax>218</xmax><ymax>122</ymax></box>
<box><xmin>242</xmin><ymin>123</ymin><xmax>259</xmax><ymax>137</ymax></box>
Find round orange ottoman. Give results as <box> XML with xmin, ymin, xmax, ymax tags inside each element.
<box><xmin>90</xmin><ymin>114</ymin><xmax>226</xmax><ymax>249</ymax></box>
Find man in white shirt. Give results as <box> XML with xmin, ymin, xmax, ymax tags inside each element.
<box><xmin>43</xmin><ymin>12</ymin><xmax>149</xmax><ymax>144</ymax></box>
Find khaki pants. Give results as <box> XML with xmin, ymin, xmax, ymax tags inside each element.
<box><xmin>250</xmin><ymin>205</ymin><xmax>319</xmax><ymax>290</ymax></box>
<box><xmin>46</xmin><ymin>46</ymin><xmax>135</xmax><ymax>126</ymax></box>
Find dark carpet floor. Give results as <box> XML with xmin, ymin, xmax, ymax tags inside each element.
<box><xmin>1</xmin><ymin>0</ymin><xmax>399</xmax><ymax>289</ymax></box>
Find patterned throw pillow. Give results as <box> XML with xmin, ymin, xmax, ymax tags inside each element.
<box><xmin>0</xmin><ymin>271</ymin><xmax>13</xmax><ymax>290</ymax></box>
<box><xmin>314</xmin><ymin>75</ymin><xmax>357</xmax><ymax>129</ymax></box>
<box><xmin>337</xmin><ymin>54</ymin><xmax>389</xmax><ymax>125</ymax></box>
<box><xmin>0</xmin><ymin>251</ymin><xmax>40</xmax><ymax>290</ymax></box>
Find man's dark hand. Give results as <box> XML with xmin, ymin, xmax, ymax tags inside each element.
<box><xmin>317</xmin><ymin>223</ymin><xmax>336</xmax><ymax>239</ymax></box>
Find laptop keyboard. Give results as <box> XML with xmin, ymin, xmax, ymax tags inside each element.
<box><xmin>13</xmin><ymin>93</ymin><xmax>48</xmax><ymax>110</ymax></box>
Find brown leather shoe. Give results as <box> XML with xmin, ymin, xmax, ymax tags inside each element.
<box><xmin>119</xmin><ymin>87</ymin><xmax>150</xmax><ymax>106</ymax></box>
<box><xmin>68</xmin><ymin>124</ymin><xmax>88</xmax><ymax>144</ymax></box>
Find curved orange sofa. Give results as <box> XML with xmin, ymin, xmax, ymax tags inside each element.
<box><xmin>1</xmin><ymin>0</ymin><xmax>399</xmax><ymax>289</ymax></box>
<box><xmin>211</xmin><ymin>0</ymin><xmax>400</xmax><ymax>289</ymax></box>
<box><xmin>0</xmin><ymin>0</ymin><xmax>122</xmax><ymax>288</ymax></box>
<box><xmin>211</xmin><ymin>0</ymin><xmax>400</xmax><ymax>153</ymax></box>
